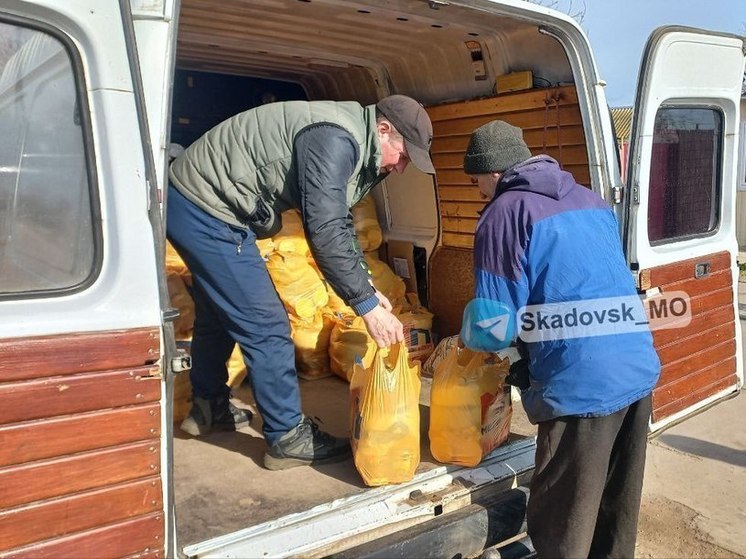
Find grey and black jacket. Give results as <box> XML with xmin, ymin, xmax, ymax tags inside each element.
<box><xmin>169</xmin><ymin>100</ymin><xmax>384</xmax><ymax>315</ymax></box>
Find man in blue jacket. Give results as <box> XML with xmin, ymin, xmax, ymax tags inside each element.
<box><xmin>460</xmin><ymin>120</ymin><xmax>661</xmax><ymax>557</ymax></box>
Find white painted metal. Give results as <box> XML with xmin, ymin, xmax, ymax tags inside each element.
<box><xmin>0</xmin><ymin>1</ymin><xmax>161</xmax><ymax>338</ymax></box>
<box><xmin>626</xmin><ymin>27</ymin><xmax>746</xmax><ymax>431</ymax></box>
<box><xmin>183</xmin><ymin>438</ymin><xmax>536</xmax><ymax>559</ymax></box>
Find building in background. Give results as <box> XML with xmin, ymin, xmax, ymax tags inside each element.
<box><xmin>610</xmin><ymin>106</ymin><xmax>633</xmax><ymax>183</ymax></box>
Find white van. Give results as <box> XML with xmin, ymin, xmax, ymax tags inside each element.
<box><xmin>0</xmin><ymin>1</ymin><xmax>744</xmax><ymax>557</ymax></box>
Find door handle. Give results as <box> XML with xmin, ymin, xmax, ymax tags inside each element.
<box><xmin>694</xmin><ymin>262</ymin><xmax>710</xmax><ymax>279</ymax></box>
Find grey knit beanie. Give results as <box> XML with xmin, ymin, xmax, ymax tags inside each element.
<box><xmin>463</xmin><ymin>120</ymin><xmax>532</xmax><ymax>174</ymax></box>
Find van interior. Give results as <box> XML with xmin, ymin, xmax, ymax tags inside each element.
<box><xmin>168</xmin><ymin>0</ymin><xmax>592</xmax><ymax>547</ymax></box>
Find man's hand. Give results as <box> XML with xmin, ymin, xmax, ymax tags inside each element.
<box><xmin>362</xmin><ymin>306</ymin><xmax>404</xmax><ymax>348</ymax></box>
<box><xmin>375</xmin><ymin>290</ymin><xmax>393</xmax><ymax>311</ymax></box>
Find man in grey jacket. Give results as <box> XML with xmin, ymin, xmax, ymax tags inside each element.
<box><xmin>167</xmin><ymin>95</ymin><xmax>435</xmax><ymax>470</ymax></box>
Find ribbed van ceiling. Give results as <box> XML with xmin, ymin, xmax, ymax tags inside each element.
<box><xmin>176</xmin><ymin>0</ymin><xmax>573</xmax><ymax>104</ymax></box>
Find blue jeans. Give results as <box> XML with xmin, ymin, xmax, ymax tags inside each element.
<box><xmin>166</xmin><ymin>185</ymin><xmax>302</xmax><ymax>445</ymax></box>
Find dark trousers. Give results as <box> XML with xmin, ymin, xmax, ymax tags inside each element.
<box><xmin>166</xmin><ymin>185</ymin><xmax>302</xmax><ymax>445</ymax></box>
<box><xmin>527</xmin><ymin>394</ymin><xmax>652</xmax><ymax>559</ymax></box>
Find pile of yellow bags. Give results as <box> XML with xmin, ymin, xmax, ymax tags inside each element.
<box><xmin>364</xmin><ymin>252</ymin><xmax>406</xmax><ymax>309</ymax></box>
<box><xmin>350</xmin><ymin>343</ymin><xmax>421</xmax><ymax>486</ymax></box>
<box><xmin>263</xmin><ymin>210</ymin><xmax>333</xmax><ymax>380</ymax></box>
<box><xmin>165</xmin><ymin>242</ymin><xmax>248</xmax><ymax>424</ymax></box>
<box><xmin>329</xmin><ymin>315</ymin><xmax>377</xmax><ymax>382</ymax></box>
<box><xmin>351</xmin><ymin>195</ymin><xmax>383</xmax><ymax>251</ymax></box>
<box><xmin>429</xmin><ymin>347</ymin><xmax>512</xmax><ymax>467</ymax></box>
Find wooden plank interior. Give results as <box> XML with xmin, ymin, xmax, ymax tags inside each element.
<box><xmin>426</xmin><ymin>85</ymin><xmax>588</xmax><ymax>251</ymax></box>
<box><xmin>428</xmin><ymin>246</ymin><xmax>474</xmax><ymax>337</ymax></box>
<box><xmin>653</xmin><ymin>358</ymin><xmax>736</xmax><ymax>409</ymax></box>
<box><xmin>648</xmin><ymin>251</ymin><xmax>730</xmax><ymax>286</ymax></box>
<box><xmin>0</xmin><ymin>326</ymin><xmax>166</xmax><ymax>555</ymax></box>
<box><xmin>0</xmin><ymin>328</ymin><xmax>160</xmax><ymax>382</ymax></box>
<box><xmin>645</xmin><ymin>251</ymin><xmax>738</xmax><ymax>423</ymax></box>
<box><xmin>0</xmin><ymin>441</ymin><xmax>160</xmax><ymax>509</ymax></box>
<box><xmin>0</xmin><ymin>477</ymin><xmax>162</xmax><ymax>550</ymax></box>
<box><xmin>0</xmin><ymin>403</ymin><xmax>160</xmax><ymax>467</ymax></box>
<box><xmin>657</xmin><ymin>339</ymin><xmax>736</xmax><ymax>386</ymax></box>
<box><xmin>0</xmin><ymin>367</ymin><xmax>161</xmax><ymax>425</ymax></box>
<box><xmin>653</xmin><ymin>374</ymin><xmax>737</xmax><ymax>422</ymax></box>
<box><xmin>1</xmin><ymin>512</ymin><xmax>163</xmax><ymax>559</ymax></box>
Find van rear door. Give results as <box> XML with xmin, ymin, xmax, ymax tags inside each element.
<box><xmin>624</xmin><ymin>26</ymin><xmax>745</xmax><ymax>433</ymax></box>
<box><xmin>0</xmin><ymin>1</ymin><xmax>169</xmax><ymax>556</ymax></box>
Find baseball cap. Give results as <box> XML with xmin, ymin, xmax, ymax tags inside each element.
<box><xmin>376</xmin><ymin>95</ymin><xmax>435</xmax><ymax>175</ymax></box>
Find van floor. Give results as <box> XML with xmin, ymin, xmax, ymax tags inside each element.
<box><xmin>173</xmin><ymin>374</ymin><xmax>535</xmax><ymax>546</ymax></box>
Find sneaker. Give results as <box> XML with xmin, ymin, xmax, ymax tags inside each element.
<box><xmin>263</xmin><ymin>416</ymin><xmax>351</xmax><ymax>471</ymax></box>
<box><xmin>180</xmin><ymin>394</ymin><xmax>253</xmax><ymax>437</ymax></box>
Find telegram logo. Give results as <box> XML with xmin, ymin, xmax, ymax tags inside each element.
<box><xmin>460</xmin><ymin>298</ymin><xmax>515</xmax><ymax>351</ymax></box>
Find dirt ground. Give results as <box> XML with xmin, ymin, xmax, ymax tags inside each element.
<box><xmin>637</xmin><ymin>496</ymin><xmax>741</xmax><ymax>558</ymax></box>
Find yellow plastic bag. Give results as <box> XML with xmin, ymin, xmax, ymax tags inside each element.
<box><xmin>365</xmin><ymin>252</ymin><xmax>406</xmax><ymax>308</ymax></box>
<box><xmin>429</xmin><ymin>348</ymin><xmax>512</xmax><ymax>467</ymax></box>
<box><xmin>273</xmin><ymin>209</ymin><xmax>310</xmax><ymax>256</ymax></box>
<box><xmin>352</xmin><ymin>195</ymin><xmax>383</xmax><ymax>251</ymax></box>
<box><xmin>290</xmin><ymin>311</ymin><xmax>334</xmax><ymax>380</ymax></box>
<box><xmin>350</xmin><ymin>343</ymin><xmax>421</xmax><ymax>486</ymax></box>
<box><xmin>226</xmin><ymin>344</ymin><xmax>248</xmax><ymax>387</ymax></box>
<box><xmin>324</xmin><ymin>283</ymin><xmax>354</xmax><ymax>315</ymax></box>
<box><xmin>166</xmin><ymin>241</ymin><xmax>192</xmax><ymax>286</ymax></box>
<box><xmin>329</xmin><ymin>314</ymin><xmax>377</xmax><ymax>382</ymax></box>
<box><xmin>166</xmin><ymin>271</ymin><xmax>195</xmax><ymax>340</ymax></box>
<box><xmin>255</xmin><ymin>237</ymin><xmax>275</xmax><ymax>259</ymax></box>
<box><xmin>266</xmin><ymin>252</ymin><xmax>329</xmax><ymax>318</ymax></box>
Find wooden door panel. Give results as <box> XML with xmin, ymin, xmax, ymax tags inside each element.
<box><xmin>644</xmin><ymin>251</ymin><xmax>738</xmax><ymax>423</ymax></box>
<box><xmin>0</xmin><ymin>328</ymin><xmax>164</xmax><ymax>557</ymax></box>
<box><xmin>0</xmin><ymin>367</ymin><xmax>160</xmax><ymax>425</ymax></box>
<box><xmin>0</xmin><ymin>328</ymin><xmax>159</xmax><ymax>382</ymax></box>
<box><xmin>0</xmin><ymin>440</ymin><xmax>160</xmax><ymax>508</ymax></box>
<box><xmin>0</xmin><ymin>513</ymin><xmax>163</xmax><ymax>559</ymax></box>
<box><xmin>658</xmin><ymin>339</ymin><xmax>736</xmax><ymax>385</ymax></box>
<box><xmin>0</xmin><ymin>402</ymin><xmax>161</xmax><ymax>467</ymax></box>
<box><xmin>0</xmin><ymin>478</ymin><xmax>162</xmax><ymax>551</ymax></box>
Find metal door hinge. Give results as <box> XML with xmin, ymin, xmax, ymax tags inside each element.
<box><xmin>632</xmin><ymin>184</ymin><xmax>640</xmax><ymax>204</ymax></box>
<box><xmin>612</xmin><ymin>185</ymin><xmax>623</xmax><ymax>204</ymax></box>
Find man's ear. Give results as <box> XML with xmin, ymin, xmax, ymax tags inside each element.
<box><xmin>377</xmin><ymin>119</ymin><xmax>393</xmax><ymax>136</ymax></box>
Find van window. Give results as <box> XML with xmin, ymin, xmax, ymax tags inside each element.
<box><xmin>0</xmin><ymin>20</ymin><xmax>97</xmax><ymax>296</ymax></box>
<box><xmin>647</xmin><ymin>107</ymin><xmax>722</xmax><ymax>244</ymax></box>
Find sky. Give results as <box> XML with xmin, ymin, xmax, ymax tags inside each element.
<box><xmin>553</xmin><ymin>0</ymin><xmax>745</xmax><ymax>107</ymax></box>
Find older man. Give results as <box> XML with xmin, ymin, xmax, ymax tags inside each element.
<box><xmin>167</xmin><ymin>95</ymin><xmax>434</xmax><ymax>470</ymax></box>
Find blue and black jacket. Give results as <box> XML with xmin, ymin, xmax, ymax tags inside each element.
<box><xmin>463</xmin><ymin>155</ymin><xmax>661</xmax><ymax>424</ymax></box>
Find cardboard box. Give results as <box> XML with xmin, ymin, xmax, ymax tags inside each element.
<box><xmin>385</xmin><ymin>240</ymin><xmax>418</xmax><ymax>294</ymax></box>
<box><xmin>496</xmin><ymin>70</ymin><xmax>533</xmax><ymax>94</ymax></box>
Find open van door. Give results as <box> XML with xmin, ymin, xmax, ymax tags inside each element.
<box><xmin>624</xmin><ymin>26</ymin><xmax>746</xmax><ymax>433</ymax></box>
<box><xmin>0</xmin><ymin>1</ymin><xmax>170</xmax><ymax>556</ymax></box>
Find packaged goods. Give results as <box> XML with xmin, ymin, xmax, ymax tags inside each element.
<box><xmin>166</xmin><ymin>240</ymin><xmax>192</xmax><ymax>286</ymax></box>
<box><xmin>166</xmin><ymin>271</ymin><xmax>195</xmax><ymax>340</ymax></box>
<box><xmin>365</xmin><ymin>252</ymin><xmax>406</xmax><ymax>309</ymax></box>
<box><xmin>350</xmin><ymin>343</ymin><xmax>421</xmax><ymax>486</ymax></box>
<box><xmin>351</xmin><ymin>195</ymin><xmax>383</xmax><ymax>251</ymax></box>
<box><xmin>226</xmin><ymin>344</ymin><xmax>248</xmax><ymax>387</ymax></box>
<box><xmin>421</xmin><ymin>335</ymin><xmax>460</xmax><ymax>378</ymax></box>
<box><xmin>329</xmin><ymin>314</ymin><xmax>376</xmax><ymax>381</ymax></box>
<box><xmin>397</xmin><ymin>305</ymin><xmax>435</xmax><ymax>365</ymax></box>
<box><xmin>266</xmin><ymin>252</ymin><xmax>329</xmax><ymax>319</ymax></box>
<box><xmin>429</xmin><ymin>347</ymin><xmax>512</xmax><ymax>467</ymax></box>
<box><xmin>290</xmin><ymin>311</ymin><xmax>334</xmax><ymax>380</ymax></box>
<box><xmin>272</xmin><ymin>209</ymin><xmax>310</xmax><ymax>256</ymax></box>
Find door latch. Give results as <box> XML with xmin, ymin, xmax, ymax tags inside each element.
<box><xmin>171</xmin><ymin>350</ymin><xmax>192</xmax><ymax>374</ymax></box>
